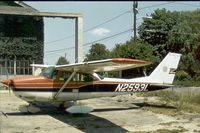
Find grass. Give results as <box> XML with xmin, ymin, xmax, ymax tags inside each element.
<box><xmin>0</xmin><ymin>86</ymin><xmax>4</xmax><ymax>90</ymax></box>
<box><xmin>34</xmin><ymin>127</ymin><xmax>41</xmax><ymax>130</ymax></box>
<box><xmin>137</xmin><ymin>90</ymin><xmax>200</xmax><ymax>115</ymax></box>
<box><xmin>127</xmin><ymin>128</ymin><xmax>187</xmax><ymax>133</ymax></box>
<box><xmin>77</xmin><ymin>123</ymin><xmax>86</xmax><ymax>130</ymax></box>
<box><xmin>159</xmin><ymin>121</ymin><xmax>179</xmax><ymax>126</ymax></box>
<box><xmin>174</xmin><ymin>79</ymin><xmax>200</xmax><ymax>87</ymax></box>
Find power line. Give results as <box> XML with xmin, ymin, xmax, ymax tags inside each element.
<box><xmin>45</xmin><ymin>46</ymin><xmax>75</xmax><ymax>54</ymax></box>
<box><xmin>44</xmin><ymin>2</ymin><xmax>177</xmax><ymax>46</ymax></box>
<box><xmin>175</xmin><ymin>2</ymin><xmax>200</xmax><ymax>8</ymax></box>
<box><xmin>44</xmin><ymin>52</ymin><xmax>67</xmax><ymax>58</ymax></box>
<box><xmin>43</xmin><ymin>2</ymin><xmax>198</xmax><ymax>51</ymax></box>
<box><xmin>84</xmin><ymin>11</ymin><xmax>131</xmax><ymax>33</ymax></box>
<box><xmin>45</xmin><ymin>16</ymin><xmax>143</xmax><ymax>55</ymax></box>
<box><xmin>44</xmin><ymin>35</ymin><xmax>75</xmax><ymax>45</ymax></box>
<box><xmin>83</xmin><ymin>29</ymin><xmax>132</xmax><ymax>46</ymax></box>
<box><xmin>145</xmin><ymin>29</ymin><xmax>200</xmax><ymax>35</ymax></box>
<box><xmin>45</xmin><ymin>28</ymin><xmax>132</xmax><ymax>54</ymax></box>
<box><xmin>139</xmin><ymin>2</ymin><xmax>176</xmax><ymax>10</ymax></box>
<box><xmin>44</xmin><ymin>10</ymin><xmax>131</xmax><ymax>45</ymax></box>
<box><xmin>45</xmin><ymin>2</ymin><xmax>180</xmax><ymax>55</ymax></box>
<box><xmin>46</xmin><ymin>2</ymin><xmax>174</xmax><ymax>45</ymax></box>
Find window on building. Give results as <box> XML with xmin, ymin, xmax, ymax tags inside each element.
<box><xmin>0</xmin><ymin>59</ymin><xmax>33</xmax><ymax>75</ymax></box>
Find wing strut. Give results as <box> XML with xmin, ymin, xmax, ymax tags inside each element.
<box><xmin>54</xmin><ymin>71</ymin><xmax>76</xmax><ymax>99</ymax></box>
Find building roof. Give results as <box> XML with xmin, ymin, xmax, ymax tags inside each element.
<box><xmin>14</xmin><ymin>1</ymin><xmax>38</xmax><ymax>12</ymax></box>
<box><xmin>0</xmin><ymin>1</ymin><xmax>82</xmax><ymax>18</ymax></box>
<box><xmin>0</xmin><ymin>1</ymin><xmax>38</xmax><ymax>14</ymax></box>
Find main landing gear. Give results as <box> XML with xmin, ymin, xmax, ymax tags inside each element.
<box><xmin>59</xmin><ymin>101</ymin><xmax>94</xmax><ymax>114</ymax></box>
<box><xmin>18</xmin><ymin>101</ymin><xmax>94</xmax><ymax>114</ymax></box>
<box><xmin>19</xmin><ymin>104</ymin><xmax>41</xmax><ymax>113</ymax></box>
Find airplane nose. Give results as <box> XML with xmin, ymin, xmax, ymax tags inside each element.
<box><xmin>1</xmin><ymin>79</ymin><xmax>12</xmax><ymax>86</ymax></box>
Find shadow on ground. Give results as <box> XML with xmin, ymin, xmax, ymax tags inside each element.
<box><xmin>5</xmin><ymin>107</ymin><xmax>133</xmax><ymax>133</ymax></box>
<box><xmin>132</xmin><ymin>102</ymin><xmax>177</xmax><ymax>109</ymax></box>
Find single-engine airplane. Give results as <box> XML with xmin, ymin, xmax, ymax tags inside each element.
<box><xmin>1</xmin><ymin>52</ymin><xmax>181</xmax><ymax>113</ymax></box>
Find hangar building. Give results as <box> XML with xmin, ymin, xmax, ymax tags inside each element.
<box><xmin>0</xmin><ymin>1</ymin><xmax>44</xmax><ymax>77</ymax></box>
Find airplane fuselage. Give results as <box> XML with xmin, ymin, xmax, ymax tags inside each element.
<box><xmin>9</xmin><ymin>75</ymin><xmax>170</xmax><ymax>104</ymax></box>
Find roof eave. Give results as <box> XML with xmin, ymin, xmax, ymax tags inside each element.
<box><xmin>14</xmin><ymin>1</ymin><xmax>38</xmax><ymax>12</ymax></box>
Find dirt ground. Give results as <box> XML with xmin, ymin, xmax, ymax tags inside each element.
<box><xmin>0</xmin><ymin>90</ymin><xmax>200</xmax><ymax>133</ymax></box>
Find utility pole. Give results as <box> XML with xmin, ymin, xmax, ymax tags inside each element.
<box><xmin>133</xmin><ymin>1</ymin><xmax>138</xmax><ymax>41</ymax></box>
<box><xmin>14</xmin><ymin>54</ymin><xmax>16</xmax><ymax>76</ymax></box>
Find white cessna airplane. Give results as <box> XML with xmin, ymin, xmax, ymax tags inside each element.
<box><xmin>1</xmin><ymin>52</ymin><xmax>181</xmax><ymax>113</ymax></box>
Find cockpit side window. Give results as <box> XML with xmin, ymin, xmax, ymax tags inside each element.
<box><xmin>52</xmin><ymin>70</ymin><xmax>58</xmax><ymax>80</ymax></box>
<box><xmin>59</xmin><ymin>71</ymin><xmax>72</xmax><ymax>81</ymax></box>
<box><xmin>82</xmin><ymin>73</ymin><xmax>94</xmax><ymax>82</ymax></box>
<box><xmin>40</xmin><ymin>67</ymin><xmax>56</xmax><ymax>79</ymax></box>
<box><xmin>73</xmin><ymin>73</ymin><xmax>97</xmax><ymax>82</ymax></box>
<box><xmin>56</xmin><ymin>71</ymin><xmax>98</xmax><ymax>82</ymax></box>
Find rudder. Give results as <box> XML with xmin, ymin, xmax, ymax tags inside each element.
<box><xmin>148</xmin><ymin>52</ymin><xmax>181</xmax><ymax>84</ymax></box>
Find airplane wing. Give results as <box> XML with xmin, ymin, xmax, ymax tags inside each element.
<box><xmin>55</xmin><ymin>58</ymin><xmax>152</xmax><ymax>72</ymax></box>
<box><xmin>30</xmin><ymin>64</ymin><xmax>54</xmax><ymax>68</ymax></box>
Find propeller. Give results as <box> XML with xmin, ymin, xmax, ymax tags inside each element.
<box><xmin>1</xmin><ymin>79</ymin><xmax>13</xmax><ymax>96</ymax></box>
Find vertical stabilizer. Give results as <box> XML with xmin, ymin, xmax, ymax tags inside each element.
<box><xmin>148</xmin><ymin>52</ymin><xmax>181</xmax><ymax>84</ymax></box>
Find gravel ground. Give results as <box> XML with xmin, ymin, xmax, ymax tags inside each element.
<box><xmin>0</xmin><ymin>90</ymin><xmax>200</xmax><ymax>133</ymax></box>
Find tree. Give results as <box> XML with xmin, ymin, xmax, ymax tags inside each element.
<box><xmin>138</xmin><ymin>8</ymin><xmax>200</xmax><ymax>80</ymax></box>
<box><xmin>111</xmin><ymin>38</ymin><xmax>158</xmax><ymax>62</ymax></box>
<box><xmin>138</xmin><ymin>8</ymin><xmax>180</xmax><ymax>58</ymax></box>
<box><xmin>111</xmin><ymin>38</ymin><xmax>158</xmax><ymax>78</ymax></box>
<box><xmin>84</xmin><ymin>43</ymin><xmax>110</xmax><ymax>61</ymax></box>
<box><xmin>56</xmin><ymin>56</ymin><xmax>69</xmax><ymax>65</ymax></box>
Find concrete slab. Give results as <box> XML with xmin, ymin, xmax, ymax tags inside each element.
<box><xmin>0</xmin><ymin>91</ymin><xmax>200</xmax><ymax>133</ymax></box>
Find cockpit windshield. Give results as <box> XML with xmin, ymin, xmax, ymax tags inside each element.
<box><xmin>39</xmin><ymin>67</ymin><xmax>55</xmax><ymax>79</ymax></box>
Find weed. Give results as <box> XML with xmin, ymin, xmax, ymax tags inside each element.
<box><xmin>34</xmin><ymin>127</ymin><xmax>41</xmax><ymax>130</ymax></box>
<box><xmin>77</xmin><ymin>124</ymin><xmax>86</xmax><ymax>130</ymax></box>
<box><xmin>156</xmin><ymin>128</ymin><xmax>187</xmax><ymax>133</ymax></box>
<box><xmin>127</xmin><ymin>128</ymin><xmax>187</xmax><ymax>133</ymax></box>
<box><xmin>159</xmin><ymin>121</ymin><xmax>179</xmax><ymax>126</ymax></box>
<box><xmin>94</xmin><ymin>125</ymin><xmax>101</xmax><ymax>128</ymax></box>
<box><xmin>138</xmin><ymin>90</ymin><xmax>200</xmax><ymax>114</ymax></box>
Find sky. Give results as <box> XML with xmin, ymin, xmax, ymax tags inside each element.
<box><xmin>25</xmin><ymin>1</ymin><xmax>200</xmax><ymax>65</ymax></box>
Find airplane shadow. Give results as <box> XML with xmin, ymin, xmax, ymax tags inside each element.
<box><xmin>48</xmin><ymin>111</ymin><xmax>128</xmax><ymax>133</ymax></box>
<box><xmin>5</xmin><ymin>104</ymin><xmax>177</xmax><ymax>133</ymax></box>
<box><xmin>6</xmin><ymin>107</ymin><xmax>131</xmax><ymax>133</ymax></box>
<box><xmin>132</xmin><ymin>102</ymin><xmax>177</xmax><ymax>109</ymax></box>
<box><xmin>93</xmin><ymin>106</ymin><xmax>140</xmax><ymax>112</ymax></box>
